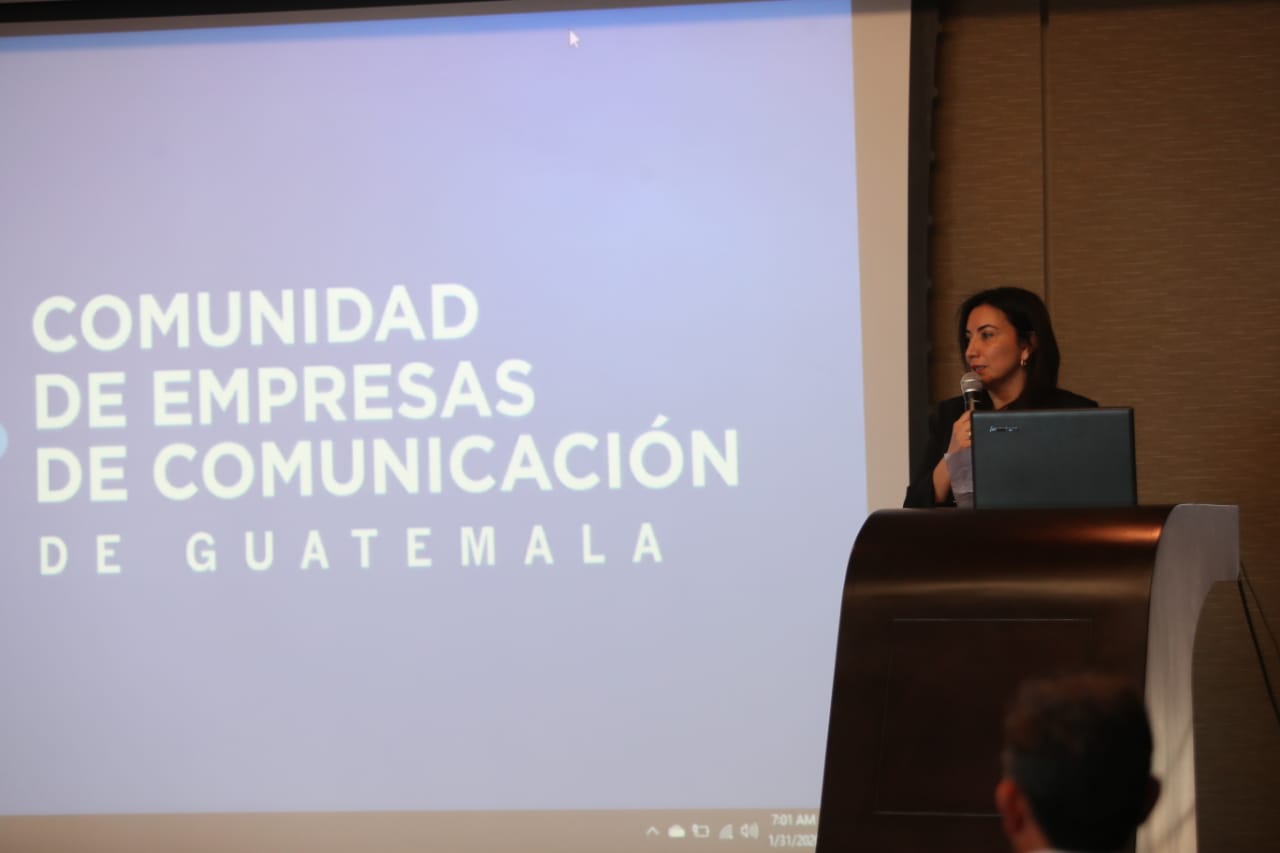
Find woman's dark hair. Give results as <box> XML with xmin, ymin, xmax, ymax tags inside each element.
<box><xmin>956</xmin><ymin>286</ymin><xmax>1061</xmax><ymax>405</ymax></box>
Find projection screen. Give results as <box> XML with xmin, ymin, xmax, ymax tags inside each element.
<box><xmin>0</xmin><ymin>0</ymin><xmax>910</xmax><ymax>850</ymax></box>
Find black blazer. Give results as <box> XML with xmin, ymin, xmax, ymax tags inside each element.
<box><xmin>902</xmin><ymin>388</ymin><xmax>1098</xmax><ymax>508</ymax></box>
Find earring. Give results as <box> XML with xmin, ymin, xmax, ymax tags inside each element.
<box><xmin>1020</xmin><ymin>357</ymin><xmax>1028</xmax><ymax>367</ymax></box>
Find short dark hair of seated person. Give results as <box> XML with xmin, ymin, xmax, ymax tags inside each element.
<box><xmin>902</xmin><ymin>286</ymin><xmax>1096</xmax><ymax>507</ymax></box>
<box><xmin>995</xmin><ymin>673</ymin><xmax>1160</xmax><ymax>853</ymax></box>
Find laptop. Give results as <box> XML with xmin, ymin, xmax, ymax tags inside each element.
<box><xmin>971</xmin><ymin>408</ymin><xmax>1137</xmax><ymax>509</ymax></box>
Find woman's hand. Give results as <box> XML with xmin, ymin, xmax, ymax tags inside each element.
<box><xmin>946</xmin><ymin>410</ymin><xmax>974</xmax><ymax>456</ymax></box>
<box><xmin>932</xmin><ymin>410</ymin><xmax>974</xmax><ymax>504</ymax></box>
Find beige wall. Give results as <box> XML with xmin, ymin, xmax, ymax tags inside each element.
<box><xmin>928</xmin><ymin>0</ymin><xmax>1280</xmax><ymax>848</ymax></box>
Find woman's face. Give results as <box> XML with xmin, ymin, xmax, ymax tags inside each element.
<box><xmin>964</xmin><ymin>304</ymin><xmax>1031</xmax><ymax>390</ymax></box>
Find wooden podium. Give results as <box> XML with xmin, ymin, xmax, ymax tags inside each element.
<box><xmin>814</xmin><ymin>504</ymin><xmax>1238</xmax><ymax>853</ymax></box>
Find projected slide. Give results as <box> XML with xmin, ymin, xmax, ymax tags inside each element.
<box><xmin>0</xmin><ymin>0</ymin><xmax>864</xmax><ymax>830</ymax></box>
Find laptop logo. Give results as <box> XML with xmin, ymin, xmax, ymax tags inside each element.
<box><xmin>987</xmin><ymin>425</ymin><xmax>1021</xmax><ymax>432</ymax></box>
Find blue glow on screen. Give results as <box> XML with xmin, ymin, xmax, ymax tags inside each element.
<box><xmin>0</xmin><ymin>0</ymin><xmax>862</xmax><ymax>815</ymax></box>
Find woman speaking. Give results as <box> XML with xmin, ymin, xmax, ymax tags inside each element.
<box><xmin>904</xmin><ymin>287</ymin><xmax>1096</xmax><ymax>508</ymax></box>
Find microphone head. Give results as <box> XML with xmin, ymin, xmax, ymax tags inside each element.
<box><xmin>960</xmin><ymin>371</ymin><xmax>984</xmax><ymax>395</ymax></box>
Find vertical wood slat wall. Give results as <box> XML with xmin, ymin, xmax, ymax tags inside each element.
<box><xmin>926</xmin><ymin>0</ymin><xmax>1280</xmax><ymax>849</ymax></box>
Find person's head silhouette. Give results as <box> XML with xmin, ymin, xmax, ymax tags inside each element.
<box><xmin>995</xmin><ymin>673</ymin><xmax>1161</xmax><ymax>853</ymax></box>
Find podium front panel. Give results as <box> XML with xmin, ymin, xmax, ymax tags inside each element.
<box><xmin>816</xmin><ymin>507</ymin><xmax>1170</xmax><ymax>853</ymax></box>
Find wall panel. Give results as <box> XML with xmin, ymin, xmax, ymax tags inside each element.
<box><xmin>1045</xmin><ymin>0</ymin><xmax>1280</xmax><ymax>576</ymax></box>
<box><xmin>930</xmin><ymin>0</ymin><xmax>1045</xmax><ymax>395</ymax></box>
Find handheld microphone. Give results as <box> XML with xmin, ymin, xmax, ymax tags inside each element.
<box><xmin>961</xmin><ymin>371</ymin><xmax>985</xmax><ymax>412</ymax></box>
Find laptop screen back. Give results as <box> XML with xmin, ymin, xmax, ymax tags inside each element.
<box><xmin>971</xmin><ymin>408</ymin><xmax>1137</xmax><ymax>509</ymax></box>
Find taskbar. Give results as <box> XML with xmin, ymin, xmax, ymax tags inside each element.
<box><xmin>0</xmin><ymin>808</ymin><xmax>820</xmax><ymax>852</ymax></box>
